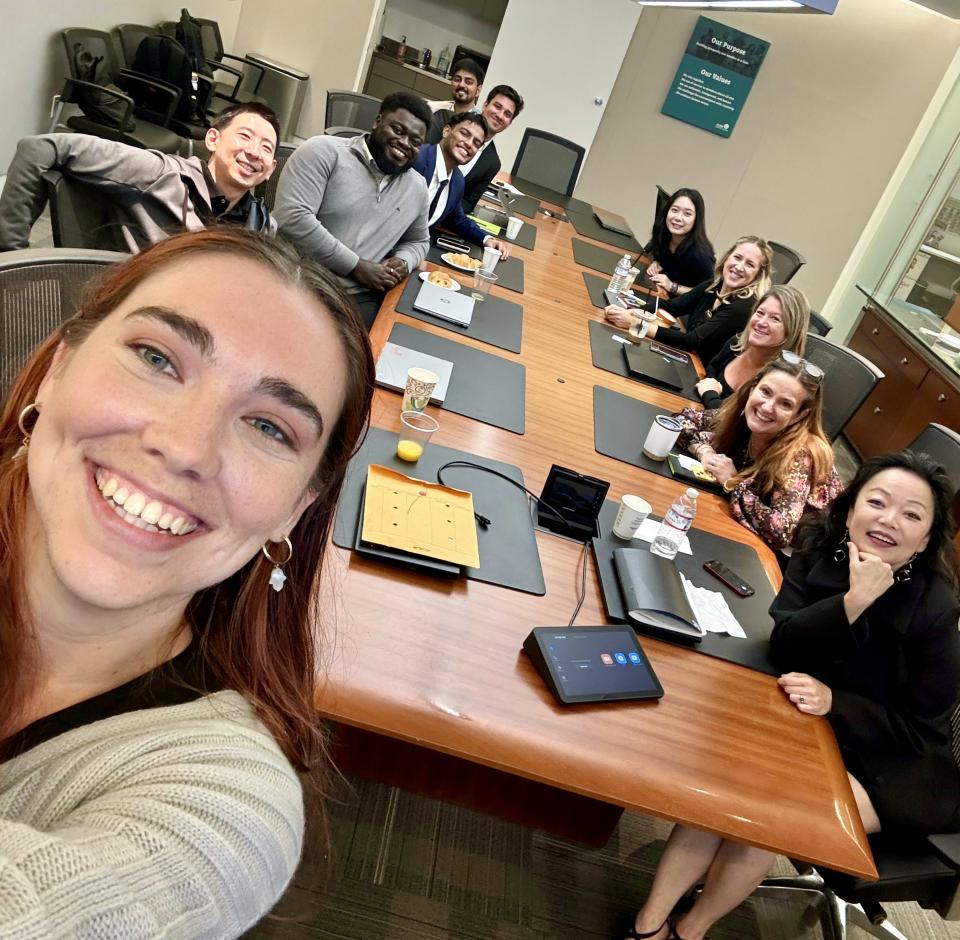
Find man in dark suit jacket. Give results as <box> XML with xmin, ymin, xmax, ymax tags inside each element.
<box><xmin>427</xmin><ymin>84</ymin><xmax>524</xmax><ymax>215</ymax></box>
<box><xmin>412</xmin><ymin>112</ymin><xmax>510</xmax><ymax>257</ymax></box>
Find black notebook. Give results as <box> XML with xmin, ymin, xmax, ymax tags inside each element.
<box><xmin>613</xmin><ymin>547</ymin><xmax>706</xmax><ymax>642</ymax></box>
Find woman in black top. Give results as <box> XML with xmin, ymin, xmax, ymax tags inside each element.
<box><xmin>644</xmin><ymin>188</ymin><xmax>715</xmax><ymax>295</ymax></box>
<box><xmin>605</xmin><ymin>236</ymin><xmax>774</xmax><ymax>365</ymax></box>
<box><xmin>696</xmin><ymin>284</ymin><xmax>810</xmax><ymax>409</ymax></box>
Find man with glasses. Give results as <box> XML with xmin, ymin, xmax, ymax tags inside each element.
<box><xmin>274</xmin><ymin>91</ymin><xmax>432</xmax><ymax>328</ymax></box>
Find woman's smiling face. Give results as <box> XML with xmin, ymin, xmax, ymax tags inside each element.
<box><xmin>26</xmin><ymin>253</ymin><xmax>348</xmax><ymax>612</ymax></box>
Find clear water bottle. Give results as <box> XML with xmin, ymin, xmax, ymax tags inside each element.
<box><xmin>650</xmin><ymin>488</ymin><xmax>698</xmax><ymax>560</ymax></box>
<box><xmin>607</xmin><ymin>253</ymin><xmax>633</xmax><ymax>294</ymax></box>
<box><xmin>437</xmin><ymin>44</ymin><xmax>451</xmax><ymax>74</ymax></box>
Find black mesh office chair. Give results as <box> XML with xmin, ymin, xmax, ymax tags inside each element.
<box><xmin>804</xmin><ymin>333</ymin><xmax>884</xmax><ymax>441</ymax></box>
<box><xmin>0</xmin><ymin>249</ymin><xmax>125</xmax><ymax>397</ymax></box>
<box><xmin>324</xmin><ymin>125</ymin><xmax>365</xmax><ymax>138</ymax></box>
<box><xmin>57</xmin><ymin>28</ymin><xmax>184</xmax><ymax>154</ymax></box>
<box><xmin>809</xmin><ymin>309</ymin><xmax>832</xmax><ymax>337</ymax></box>
<box><xmin>325</xmin><ymin>91</ymin><xmax>382</xmax><ymax>133</ymax></box>
<box><xmin>769</xmin><ymin>240</ymin><xmax>806</xmax><ymax>284</ymax></box>
<box><xmin>510</xmin><ymin>128</ymin><xmax>585</xmax><ymax>198</ymax></box>
<box><xmin>906</xmin><ymin>424</ymin><xmax>960</xmax><ymax>491</ymax></box>
<box><xmin>756</xmin><ymin>707</ymin><xmax>960</xmax><ymax>940</ymax></box>
<box><xmin>655</xmin><ymin>185</ymin><xmax>672</xmax><ymax>222</ymax></box>
<box><xmin>43</xmin><ymin>170</ymin><xmax>132</xmax><ymax>253</ymax></box>
<box><xmin>260</xmin><ymin>143</ymin><xmax>297</xmax><ymax>213</ymax></box>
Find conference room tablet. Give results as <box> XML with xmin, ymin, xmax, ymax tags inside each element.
<box><xmin>523</xmin><ymin>626</ymin><xmax>663</xmax><ymax>705</ymax></box>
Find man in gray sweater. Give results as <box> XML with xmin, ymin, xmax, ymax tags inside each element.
<box><xmin>273</xmin><ymin>91</ymin><xmax>432</xmax><ymax>329</ymax></box>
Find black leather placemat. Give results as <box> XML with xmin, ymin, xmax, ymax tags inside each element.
<box><xmin>333</xmin><ymin>427</ymin><xmax>545</xmax><ymax>595</ymax></box>
<box><xmin>582</xmin><ymin>271</ymin><xmax>612</xmax><ymax>309</ymax></box>
<box><xmin>426</xmin><ymin>242</ymin><xmax>525</xmax><ymax>294</ymax></box>
<box><xmin>482</xmin><ymin>188</ymin><xmax>540</xmax><ymax>219</ymax></box>
<box><xmin>568</xmin><ymin>208</ymin><xmax>643</xmax><ymax>253</ymax></box>
<box><xmin>511</xmin><ymin>177</ymin><xmax>592</xmax><ymax>215</ymax></box>
<box><xmin>386</xmin><ymin>323</ymin><xmax>525</xmax><ymax>434</ymax></box>
<box><xmin>591</xmin><ymin>499</ymin><xmax>777</xmax><ymax>675</ymax></box>
<box><xmin>469</xmin><ymin>206</ymin><xmax>537</xmax><ymax>250</ymax></box>
<box><xmin>394</xmin><ymin>275</ymin><xmax>523</xmax><ymax>353</ymax></box>
<box><xmin>573</xmin><ymin>238</ymin><xmax>644</xmax><ymax>276</ymax></box>
<box><xmin>588</xmin><ymin>321</ymin><xmax>700</xmax><ymax>402</ymax></box>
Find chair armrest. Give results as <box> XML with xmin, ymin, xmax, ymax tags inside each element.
<box><xmin>219</xmin><ymin>53</ymin><xmax>265</xmax><ymax>93</ymax></box>
<box><xmin>206</xmin><ymin>58</ymin><xmax>243</xmax><ymax>98</ymax></box>
<box><xmin>60</xmin><ymin>78</ymin><xmax>135</xmax><ymax>129</ymax></box>
<box><xmin>117</xmin><ymin>70</ymin><xmax>180</xmax><ymax>125</ymax></box>
<box><xmin>928</xmin><ymin>834</ymin><xmax>960</xmax><ymax>920</ymax></box>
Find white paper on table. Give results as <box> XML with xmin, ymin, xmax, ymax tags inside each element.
<box><xmin>679</xmin><ymin>574</ymin><xmax>747</xmax><ymax>638</ymax></box>
<box><xmin>500</xmin><ymin>182</ymin><xmax>525</xmax><ymax>196</ymax></box>
<box><xmin>633</xmin><ymin>517</ymin><xmax>692</xmax><ymax>555</ymax></box>
<box><xmin>674</xmin><ymin>453</ymin><xmax>701</xmax><ymax>472</ymax></box>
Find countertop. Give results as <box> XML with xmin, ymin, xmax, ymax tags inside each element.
<box><xmin>371</xmin><ymin>49</ymin><xmax>448</xmax><ymax>81</ymax></box>
<box><xmin>857</xmin><ymin>284</ymin><xmax>960</xmax><ymax>381</ymax></box>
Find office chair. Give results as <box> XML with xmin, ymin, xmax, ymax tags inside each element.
<box><xmin>655</xmin><ymin>185</ymin><xmax>672</xmax><ymax>221</ymax></box>
<box><xmin>324</xmin><ymin>125</ymin><xmax>365</xmax><ymax>138</ymax></box>
<box><xmin>804</xmin><ymin>333</ymin><xmax>884</xmax><ymax>441</ymax></box>
<box><xmin>43</xmin><ymin>170</ymin><xmax>132</xmax><ymax>253</ymax></box>
<box><xmin>906</xmin><ymin>423</ymin><xmax>960</xmax><ymax>491</ymax></box>
<box><xmin>809</xmin><ymin>309</ymin><xmax>832</xmax><ymax>337</ymax></box>
<box><xmin>0</xmin><ymin>248</ymin><xmax>125</xmax><ymax>397</ymax></box>
<box><xmin>260</xmin><ymin>143</ymin><xmax>297</xmax><ymax>213</ymax></box>
<box><xmin>325</xmin><ymin>91</ymin><xmax>382</xmax><ymax>133</ymax></box>
<box><xmin>510</xmin><ymin>128</ymin><xmax>585</xmax><ymax>198</ymax></box>
<box><xmin>755</xmin><ymin>706</ymin><xmax>960</xmax><ymax>940</ymax></box>
<box><xmin>769</xmin><ymin>240</ymin><xmax>806</xmax><ymax>284</ymax></box>
<box><xmin>57</xmin><ymin>28</ymin><xmax>184</xmax><ymax>154</ymax></box>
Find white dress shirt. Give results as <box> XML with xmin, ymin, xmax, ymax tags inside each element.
<box><xmin>426</xmin><ymin>150</ymin><xmax>452</xmax><ymax>227</ymax></box>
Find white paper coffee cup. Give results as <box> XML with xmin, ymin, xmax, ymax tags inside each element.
<box><xmin>402</xmin><ymin>367</ymin><xmax>439</xmax><ymax>413</ymax></box>
<box><xmin>642</xmin><ymin>415</ymin><xmax>682</xmax><ymax>462</ymax></box>
<box><xmin>612</xmin><ymin>494</ymin><xmax>652</xmax><ymax>539</ymax></box>
<box><xmin>481</xmin><ymin>246</ymin><xmax>502</xmax><ymax>273</ymax></box>
<box><xmin>506</xmin><ymin>217</ymin><xmax>523</xmax><ymax>240</ymax></box>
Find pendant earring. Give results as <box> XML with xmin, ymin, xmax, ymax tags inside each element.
<box><xmin>14</xmin><ymin>402</ymin><xmax>40</xmax><ymax>459</ymax></box>
<box><xmin>894</xmin><ymin>553</ymin><xmax>917</xmax><ymax>583</ymax></box>
<box><xmin>262</xmin><ymin>536</ymin><xmax>293</xmax><ymax>593</ymax></box>
<box><xmin>833</xmin><ymin>527</ymin><xmax>850</xmax><ymax>563</ymax></box>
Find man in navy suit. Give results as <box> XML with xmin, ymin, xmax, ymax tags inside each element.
<box><xmin>412</xmin><ymin>112</ymin><xmax>510</xmax><ymax>257</ymax></box>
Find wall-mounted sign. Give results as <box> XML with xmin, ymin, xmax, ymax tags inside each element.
<box><xmin>661</xmin><ymin>17</ymin><xmax>770</xmax><ymax>139</ymax></box>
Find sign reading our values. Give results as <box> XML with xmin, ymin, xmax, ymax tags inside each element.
<box><xmin>661</xmin><ymin>17</ymin><xmax>770</xmax><ymax>139</ymax></box>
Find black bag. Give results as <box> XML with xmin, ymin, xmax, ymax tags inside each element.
<box><xmin>175</xmin><ymin>9</ymin><xmax>213</xmax><ymax>78</ymax></box>
<box><xmin>71</xmin><ymin>41</ymin><xmax>135</xmax><ymax>132</ymax></box>
<box><xmin>131</xmin><ymin>35</ymin><xmax>206</xmax><ymax>125</ymax></box>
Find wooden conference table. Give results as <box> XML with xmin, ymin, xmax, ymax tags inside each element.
<box><xmin>316</xmin><ymin>188</ymin><xmax>876</xmax><ymax>880</ymax></box>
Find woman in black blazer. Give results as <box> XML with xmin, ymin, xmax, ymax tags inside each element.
<box><xmin>624</xmin><ymin>451</ymin><xmax>959</xmax><ymax>940</ymax></box>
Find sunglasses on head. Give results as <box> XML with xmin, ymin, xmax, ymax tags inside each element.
<box><xmin>779</xmin><ymin>350</ymin><xmax>824</xmax><ymax>384</ymax></box>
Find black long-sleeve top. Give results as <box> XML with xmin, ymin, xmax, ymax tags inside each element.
<box><xmin>658</xmin><ymin>281</ymin><xmax>755</xmax><ymax>365</ymax></box>
<box><xmin>652</xmin><ymin>240</ymin><xmax>715</xmax><ymax>289</ymax></box>
<box><xmin>698</xmin><ymin>337</ymin><xmax>737</xmax><ymax>409</ymax></box>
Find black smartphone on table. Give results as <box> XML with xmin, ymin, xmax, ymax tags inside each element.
<box><xmin>703</xmin><ymin>560</ymin><xmax>755</xmax><ymax>597</ymax></box>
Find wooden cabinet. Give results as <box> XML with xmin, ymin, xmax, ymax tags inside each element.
<box><xmin>363</xmin><ymin>54</ymin><xmax>450</xmax><ymax>103</ymax></box>
<box><xmin>845</xmin><ymin>304</ymin><xmax>960</xmax><ymax>459</ymax></box>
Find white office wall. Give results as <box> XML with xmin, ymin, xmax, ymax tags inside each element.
<box><xmin>380</xmin><ymin>0</ymin><xmax>504</xmax><ymax>58</ymax></box>
<box><xmin>232</xmin><ymin>0</ymin><xmax>383</xmax><ymax>139</ymax></box>
<box><xmin>483</xmin><ymin>0</ymin><xmax>641</xmax><ymax>177</ymax></box>
<box><xmin>577</xmin><ymin>0</ymin><xmax>960</xmax><ymax>315</ymax></box>
<box><xmin>1</xmin><ymin>0</ymin><xmax>242</xmax><ymax>169</ymax></box>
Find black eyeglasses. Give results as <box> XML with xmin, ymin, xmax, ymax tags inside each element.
<box><xmin>779</xmin><ymin>350</ymin><xmax>824</xmax><ymax>384</ymax></box>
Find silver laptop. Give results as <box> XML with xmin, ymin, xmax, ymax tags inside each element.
<box><xmin>413</xmin><ymin>281</ymin><xmax>475</xmax><ymax>327</ymax></box>
<box><xmin>593</xmin><ymin>207</ymin><xmax>635</xmax><ymax>237</ymax></box>
<box><xmin>375</xmin><ymin>342</ymin><xmax>454</xmax><ymax>404</ymax></box>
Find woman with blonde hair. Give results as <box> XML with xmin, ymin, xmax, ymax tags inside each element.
<box><xmin>605</xmin><ymin>235</ymin><xmax>774</xmax><ymax>364</ymax></box>
<box><xmin>695</xmin><ymin>284</ymin><xmax>810</xmax><ymax>409</ymax></box>
<box><xmin>675</xmin><ymin>353</ymin><xmax>842</xmax><ymax>552</ymax></box>
<box><xmin>0</xmin><ymin>228</ymin><xmax>374</xmax><ymax>935</ymax></box>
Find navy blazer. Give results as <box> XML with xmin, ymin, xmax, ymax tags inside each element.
<box><xmin>412</xmin><ymin>145</ymin><xmax>487</xmax><ymax>247</ymax></box>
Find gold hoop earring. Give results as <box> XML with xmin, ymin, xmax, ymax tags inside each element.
<box><xmin>262</xmin><ymin>536</ymin><xmax>293</xmax><ymax>593</ymax></box>
<box><xmin>14</xmin><ymin>402</ymin><xmax>40</xmax><ymax>459</ymax></box>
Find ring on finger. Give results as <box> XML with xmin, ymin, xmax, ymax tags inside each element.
<box><xmin>799</xmin><ymin>696</ymin><xmax>806</xmax><ymax>704</ymax></box>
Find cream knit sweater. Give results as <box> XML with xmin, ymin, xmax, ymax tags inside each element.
<box><xmin>0</xmin><ymin>691</ymin><xmax>304</xmax><ymax>939</ymax></box>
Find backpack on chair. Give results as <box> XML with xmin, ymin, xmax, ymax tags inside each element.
<box><xmin>131</xmin><ymin>35</ymin><xmax>207</xmax><ymax>125</ymax></box>
<box><xmin>175</xmin><ymin>8</ymin><xmax>213</xmax><ymax>79</ymax></box>
<box><xmin>72</xmin><ymin>41</ymin><xmax>136</xmax><ymax>131</ymax></box>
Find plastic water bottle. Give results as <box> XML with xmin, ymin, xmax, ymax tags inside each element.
<box><xmin>607</xmin><ymin>254</ymin><xmax>633</xmax><ymax>294</ymax></box>
<box><xmin>650</xmin><ymin>488</ymin><xmax>698</xmax><ymax>560</ymax></box>
<box><xmin>437</xmin><ymin>45</ymin><xmax>451</xmax><ymax>74</ymax></box>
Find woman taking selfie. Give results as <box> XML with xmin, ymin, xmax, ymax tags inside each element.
<box><xmin>695</xmin><ymin>285</ymin><xmax>811</xmax><ymax>409</ymax></box>
<box><xmin>605</xmin><ymin>236</ymin><xmax>773</xmax><ymax>365</ymax></box>
<box><xmin>643</xmin><ymin>188</ymin><xmax>715</xmax><ymax>295</ymax></box>
<box><xmin>675</xmin><ymin>353</ymin><xmax>841</xmax><ymax>552</ymax></box>
<box><xmin>624</xmin><ymin>451</ymin><xmax>959</xmax><ymax>940</ymax></box>
<box><xmin>0</xmin><ymin>229</ymin><xmax>373</xmax><ymax>936</ymax></box>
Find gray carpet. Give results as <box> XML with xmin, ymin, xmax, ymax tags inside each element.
<box><xmin>247</xmin><ymin>773</ymin><xmax>959</xmax><ymax>940</ymax></box>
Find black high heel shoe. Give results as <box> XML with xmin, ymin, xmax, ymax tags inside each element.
<box><xmin>624</xmin><ymin>922</ymin><xmax>668</xmax><ymax>939</ymax></box>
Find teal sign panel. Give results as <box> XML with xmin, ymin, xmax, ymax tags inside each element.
<box><xmin>661</xmin><ymin>17</ymin><xmax>770</xmax><ymax>139</ymax></box>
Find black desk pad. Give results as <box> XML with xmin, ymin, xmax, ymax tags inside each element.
<box><xmin>333</xmin><ymin>427</ymin><xmax>546</xmax><ymax>595</ymax></box>
<box><xmin>394</xmin><ymin>275</ymin><xmax>523</xmax><ymax>354</ymax></box>
<box><xmin>568</xmin><ymin>208</ymin><xmax>643</xmax><ymax>254</ymax></box>
<box><xmin>593</xmin><ymin>386</ymin><xmax>723</xmax><ymax>496</ymax></box>
<box><xmin>573</xmin><ymin>238</ymin><xmax>645</xmax><ymax>277</ymax></box>
<box><xmin>588</xmin><ymin>321</ymin><xmax>700</xmax><ymax>402</ymax></box>
<box><xmin>386</xmin><ymin>323</ymin><xmax>525</xmax><ymax>434</ymax></box>
<box><xmin>511</xmin><ymin>177</ymin><xmax>592</xmax><ymax>215</ymax></box>
<box><xmin>591</xmin><ymin>499</ymin><xmax>777</xmax><ymax>675</ymax></box>
<box><xmin>426</xmin><ymin>242</ymin><xmax>525</xmax><ymax>294</ymax></box>
<box><xmin>582</xmin><ymin>271</ymin><xmax>614</xmax><ymax>309</ymax></box>
<box><xmin>470</xmin><ymin>206</ymin><xmax>537</xmax><ymax>251</ymax></box>
<box><xmin>482</xmin><ymin>188</ymin><xmax>540</xmax><ymax>219</ymax></box>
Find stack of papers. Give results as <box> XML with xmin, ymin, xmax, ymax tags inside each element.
<box><xmin>680</xmin><ymin>574</ymin><xmax>746</xmax><ymax>638</ymax></box>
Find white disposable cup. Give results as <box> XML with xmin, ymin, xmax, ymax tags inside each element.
<box><xmin>642</xmin><ymin>415</ymin><xmax>683</xmax><ymax>462</ymax></box>
<box><xmin>402</xmin><ymin>367</ymin><xmax>439</xmax><ymax>413</ymax></box>
<box><xmin>633</xmin><ymin>309</ymin><xmax>657</xmax><ymax>339</ymax></box>
<box><xmin>481</xmin><ymin>246</ymin><xmax>502</xmax><ymax>273</ymax></box>
<box><xmin>506</xmin><ymin>217</ymin><xmax>523</xmax><ymax>240</ymax></box>
<box><xmin>613</xmin><ymin>494</ymin><xmax>652</xmax><ymax>539</ymax></box>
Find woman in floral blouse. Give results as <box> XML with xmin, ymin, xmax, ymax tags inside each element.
<box><xmin>675</xmin><ymin>352</ymin><xmax>842</xmax><ymax>554</ymax></box>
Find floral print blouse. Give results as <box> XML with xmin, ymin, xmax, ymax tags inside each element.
<box><xmin>675</xmin><ymin>407</ymin><xmax>844</xmax><ymax>550</ymax></box>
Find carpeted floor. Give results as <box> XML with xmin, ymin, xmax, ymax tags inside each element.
<box><xmin>247</xmin><ymin>773</ymin><xmax>960</xmax><ymax>940</ymax></box>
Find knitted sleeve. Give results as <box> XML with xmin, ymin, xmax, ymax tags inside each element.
<box><xmin>0</xmin><ymin>692</ymin><xmax>304</xmax><ymax>940</ymax></box>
